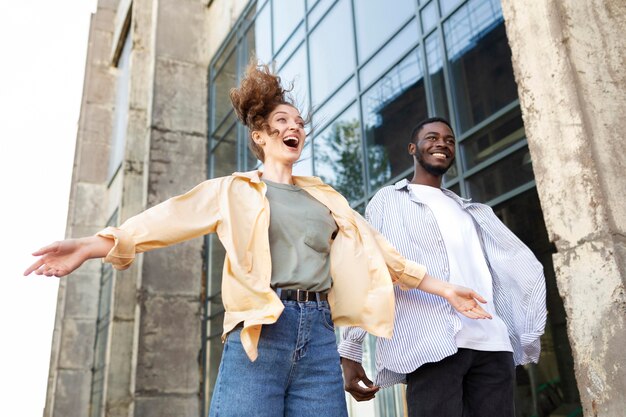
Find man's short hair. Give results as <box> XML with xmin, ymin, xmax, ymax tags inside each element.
<box><xmin>410</xmin><ymin>117</ymin><xmax>454</xmax><ymax>143</ymax></box>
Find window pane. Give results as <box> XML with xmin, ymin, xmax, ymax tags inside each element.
<box><xmin>444</xmin><ymin>0</ymin><xmax>517</xmax><ymax>132</ymax></box>
<box><xmin>307</xmin><ymin>0</ymin><xmax>334</xmax><ymax>29</ymax></box>
<box><xmin>278</xmin><ymin>45</ymin><xmax>309</xmax><ymax>112</ymax></box>
<box><xmin>309</xmin><ymin>0</ymin><xmax>355</xmax><ymax>105</ymax></box>
<box><xmin>353</xmin><ymin>0</ymin><xmax>415</xmax><ymax>62</ymax></box>
<box><xmin>272</xmin><ymin>0</ymin><xmax>305</xmax><ymax>52</ymax></box>
<box><xmin>420</xmin><ymin>1</ymin><xmax>438</xmax><ymax>33</ymax></box>
<box><xmin>294</xmin><ymin>141</ymin><xmax>313</xmax><ymax>176</ymax></box>
<box><xmin>425</xmin><ymin>32</ymin><xmax>449</xmax><ymax>120</ymax></box>
<box><xmin>108</xmin><ymin>33</ymin><xmax>132</xmax><ymax>179</ymax></box>
<box><xmin>362</xmin><ymin>49</ymin><xmax>427</xmax><ymax>191</ymax></box>
<box><xmin>312</xmin><ymin>78</ymin><xmax>357</xmax><ymax>131</ymax></box>
<box><xmin>440</xmin><ymin>0</ymin><xmax>462</xmax><ymax>16</ymax></box>
<box><xmin>275</xmin><ymin>24</ymin><xmax>305</xmax><ymax>70</ymax></box>
<box><xmin>211</xmin><ymin>126</ymin><xmax>237</xmax><ymax>178</ymax></box>
<box><xmin>313</xmin><ymin>105</ymin><xmax>365</xmax><ymax>204</ymax></box>
<box><xmin>359</xmin><ymin>19</ymin><xmax>419</xmax><ymax>89</ymax></box>
<box><xmin>246</xmin><ymin>2</ymin><xmax>272</xmax><ymax>64</ymax></box>
<box><xmin>466</xmin><ymin>146</ymin><xmax>534</xmax><ymax>202</ymax></box>
<box><xmin>462</xmin><ymin>110</ymin><xmax>525</xmax><ymax>169</ymax></box>
<box><xmin>213</xmin><ymin>51</ymin><xmax>237</xmax><ymax>128</ymax></box>
<box><xmin>446</xmin><ymin>182</ymin><xmax>461</xmax><ymax>196</ymax></box>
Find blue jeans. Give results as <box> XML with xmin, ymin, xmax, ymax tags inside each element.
<box><xmin>208</xmin><ymin>300</ymin><xmax>348</xmax><ymax>417</ymax></box>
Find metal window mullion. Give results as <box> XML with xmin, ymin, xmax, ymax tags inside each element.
<box><xmin>461</xmin><ymin>138</ymin><xmax>528</xmax><ymax>179</ymax></box>
<box><xmin>484</xmin><ymin>180</ymin><xmax>536</xmax><ymax>208</ymax></box>
<box><xmin>455</xmin><ymin>99</ymin><xmax>520</xmax><ymax>143</ymax></box>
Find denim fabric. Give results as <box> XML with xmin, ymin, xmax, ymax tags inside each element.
<box><xmin>406</xmin><ymin>349</ymin><xmax>515</xmax><ymax>417</ymax></box>
<box><xmin>209</xmin><ymin>300</ymin><xmax>348</xmax><ymax>417</ymax></box>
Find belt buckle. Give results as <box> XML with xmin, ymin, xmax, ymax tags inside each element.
<box><xmin>296</xmin><ymin>289</ymin><xmax>309</xmax><ymax>302</ymax></box>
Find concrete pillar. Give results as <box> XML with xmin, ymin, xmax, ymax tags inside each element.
<box><xmin>44</xmin><ymin>2</ymin><xmax>119</xmax><ymax>417</ymax></box>
<box><xmin>129</xmin><ymin>0</ymin><xmax>212</xmax><ymax>416</ymax></box>
<box><xmin>501</xmin><ymin>1</ymin><xmax>626</xmax><ymax>415</ymax></box>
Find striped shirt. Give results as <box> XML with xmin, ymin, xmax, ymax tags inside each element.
<box><xmin>338</xmin><ymin>179</ymin><xmax>547</xmax><ymax>387</ymax></box>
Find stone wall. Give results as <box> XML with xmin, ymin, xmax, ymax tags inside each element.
<box><xmin>501</xmin><ymin>1</ymin><xmax>626</xmax><ymax>415</ymax></box>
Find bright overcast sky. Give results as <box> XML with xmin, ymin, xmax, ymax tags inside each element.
<box><xmin>0</xmin><ymin>1</ymin><xmax>97</xmax><ymax>415</ymax></box>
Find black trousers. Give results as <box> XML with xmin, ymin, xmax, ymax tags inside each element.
<box><xmin>406</xmin><ymin>349</ymin><xmax>515</xmax><ymax>417</ymax></box>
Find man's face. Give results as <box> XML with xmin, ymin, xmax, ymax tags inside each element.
<box><xmin>410</xmin><ymin>121</ymin><xmax>456</xmax><ymax>176</ymax></box>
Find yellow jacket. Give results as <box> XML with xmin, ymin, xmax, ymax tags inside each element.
<box><xmin>98</xmin><ymin>171</ymin><xmax>426</xmax><ymax>360</ymax></box>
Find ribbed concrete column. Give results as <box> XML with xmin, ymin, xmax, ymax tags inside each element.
<box><xmin>501</xmin><ymin>1</ymin><xmax>626</xmax><ymax>415</ymax></box>
<box><xmin>130</xmin><ymin>0</ymin><xmax>212</xmax><ymax>416</ymax></box>
<box><xmin>43</xmin><ymin>2</ymin><xmax>118</xmax><ymax>416</ymax></box>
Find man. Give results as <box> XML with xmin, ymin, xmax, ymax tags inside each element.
<box><xmin>339</xmin><ymin>117</ymin><xmax>547</xmax><ymax>417</ymax></box>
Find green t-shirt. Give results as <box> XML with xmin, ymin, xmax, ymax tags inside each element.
<box><xmin>264</xmin><ymin>179</ymin><xmax>338</xmax><ymax>292</ymax></box>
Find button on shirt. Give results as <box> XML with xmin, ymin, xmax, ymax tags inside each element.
<box><xmin>338</xmin><ymin>179</ymin><xmax>546</xmax><ymax>387</ymax></box>
<box><xmin>97</xmin><ymin>171</ymin><xmax>427</xmax><ymax>361</ymax></box>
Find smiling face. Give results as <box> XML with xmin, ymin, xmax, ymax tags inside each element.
<box><xmin>252</xmin><ymin>104</ymin><xmax>306</xmax><ymax>166</ymax></box>
<box><xmin>409</xmin><ymin>121</ymin><xmax>456</xmax><ymax>177</ymax></box>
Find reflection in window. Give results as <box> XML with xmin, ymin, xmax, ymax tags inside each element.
<box><xmin>308</xmin><ymin>0</ymin><xmax>355</xmax><ymax>105</ymax></box>
<box><xmin>90</xmin><ymin>211</ymin><xmax>118</xmax><ymax>417</ymax></box>
<box><xmin>108</xmin><ymin>33</ymin><xmax>132</xmax><ymax>180</ymax></box>
<box><xmin>275</xmin><ymin>24</ymin><xmax>305</xmax><ymax>70</ymax></box>
<box><xmin>314</xmin><ymin>105</ymin><xmax>365</xmax><ymax>204</ymax></box>
<box><xmin>444</xmin><ymin>0</ymin><xmax>518</xmax><ymax>132</ymax></box>
<box><xmin>312</xmin><ymin>79</ymin><xmax>357</xmax><ymax>132</ymax></box>
<box><xmin>425</xmin><ymin>32</ymin><xmax>449</xmax><ymax>120</ymax></box>
<box><xmin>294</xmin><ymin>141</ymin><xmax>314</xmax><ymax>176</ymax></box>
<box><xmin>462</xmin><ymin>110</ymin><xmax>525</xmax><ymax>169</ymax></box>
<box><xmin>353</xmin><ymin>0</ymin><xmax>415</xmax><ymax>63</ymax></box>
<box><xmin>246</xmin><ymin>2</ymin><xmax>272</xmax><ymax>63</ymax></box>
<box><xmin>278</xmin><ymin>45</ymin><xmax>309</xmax><ymax>114</ymax></box>
<box><xmin>466</xmin><ymin>146</ymin><xmax>534</xmax><ymax>202</ymax></box>
<box><xmin>420</xmin><ymin>1</ymin><xmax>438</xmax><ymax>33</ymax></box>
<box><xmin>440</xmin><ymin>0</ymin><xmax>462</xmax><ymax>16</ymax></box>
<box><xmin>362</xmin><ymin>49</ymin><xmax>427</xmax><ymax>191</ymax></box>
<box><xmin>211</xmin><ymin>126</ymin><xmax>237</xmax><ymax>178</ymax></box>
<box><xmin>493</xmin><ymin>190</ymin><xmax>581</xmax><ymax>417</ymax></box>
<box><xmin>272</xmin><ymin>0</ymin><xmax>305</xmax><ymax>52</ymax></box>
<box><xmin>213</xmin><ymin>51</ymin><xmax>237</xmax><ymax>128</ymax></box>
<box><xmin>359</xmin><ymin>19</ymin><xmax>419</xmax><ymax>89</ymax></box>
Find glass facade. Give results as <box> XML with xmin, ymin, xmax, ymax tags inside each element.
<box><xmin>108</xmin><ymin>33</ymin><xmax>132</xmax><ymax>181</ymax></box>
<box><xmin>205</xmin><ymin>0</ymin><xmax>582</xmax><ymax>415</ymax></box>
<box><xmin>90</xmin><ymin>210</ymin><xmax>118</xmax><ymax>417</ymax></box>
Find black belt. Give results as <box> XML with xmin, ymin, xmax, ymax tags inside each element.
<box><xmin>275</xmin><ymin>288</ymin><xmax>328</xmax><ymax>303</ymax></box>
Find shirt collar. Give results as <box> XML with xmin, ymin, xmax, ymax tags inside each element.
<box><xmin>394</xmin><ymin>178</ymin><xmax>472</xmax><ymax>206</ymax></box>
<box><xmin>232</xmin><ymin>170</ymin><xmax>325</xmax><ymax>187</ymax></box>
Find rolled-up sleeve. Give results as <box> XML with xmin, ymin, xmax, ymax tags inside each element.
<box><xmin>97</xmin><ymin>179</ymin><xmax>223</xmax><ymax>270</ymax></box>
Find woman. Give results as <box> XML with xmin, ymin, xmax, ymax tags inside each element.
<box><xmin>24</xmin><ymin>62</ymin><xmax>491</xmax><ymax>417</ymax></box>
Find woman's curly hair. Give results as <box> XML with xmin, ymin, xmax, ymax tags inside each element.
<box><xmin>229</xmin><ymin>61</ymin><xmax>298</xmax><ymax>162</ymax></box>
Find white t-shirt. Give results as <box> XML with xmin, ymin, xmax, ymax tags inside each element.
<box><xmin>409</xmin><ymin>184</ymin><xmax>513</xmax><ymax>352</ymax></box>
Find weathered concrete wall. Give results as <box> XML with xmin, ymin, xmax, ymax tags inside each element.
<box><xmin>45</xmin><ymin>2</ymin><xmax>119</xmax><ymax>417</ymax></box>
<box><xmin>501</xmin><ymin>1</ymin><xmax>626</xmax><ymax>415</ymax></box>
<box><xmin>131</xmin><ymin>0</ymin><xmax>212</xmax><ymax>416</ymax></box>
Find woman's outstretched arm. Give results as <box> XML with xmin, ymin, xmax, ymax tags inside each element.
<box><xmin>24</xmin><ymin>236</ymin><xmax>114</xmax><ymax>277</ymax></box>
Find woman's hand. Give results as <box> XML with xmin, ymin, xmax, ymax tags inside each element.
<box><xmin>23</xmin><ymin>236</ymin><xmax>114</xmax><ymax>277</ymax></box>
<box><xmin>417</xmin><ymin>273</ymin><xmax>492</xmax><ymax>320</ymax></box>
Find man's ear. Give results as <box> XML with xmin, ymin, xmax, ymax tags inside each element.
<box><xmin>408</xmin><ymin>142</ymin><xmax>416</xmax><ymax>156</ymax></box>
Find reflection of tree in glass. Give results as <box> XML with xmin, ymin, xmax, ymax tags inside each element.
<box><xmin>316</xmin><ymin>119</ymin><xmax>391</xmax><ymax>204</ymax></box>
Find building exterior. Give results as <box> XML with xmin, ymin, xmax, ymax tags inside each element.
<box><xmin>47</xmin><ymin>0</ymin><xmax>625</xmax><ymax>416</ymax></box>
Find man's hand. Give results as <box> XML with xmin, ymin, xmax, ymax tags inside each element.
<box><xmin>341</xmin><ymin>358</ymin><xmax>379</xmax><ymax>401</ymax></box>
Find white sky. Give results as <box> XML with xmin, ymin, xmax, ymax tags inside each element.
<box><xmin>0</xmin><ymin>1</ymin><xmax>97</xmax><ymax>415</ymax></box>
